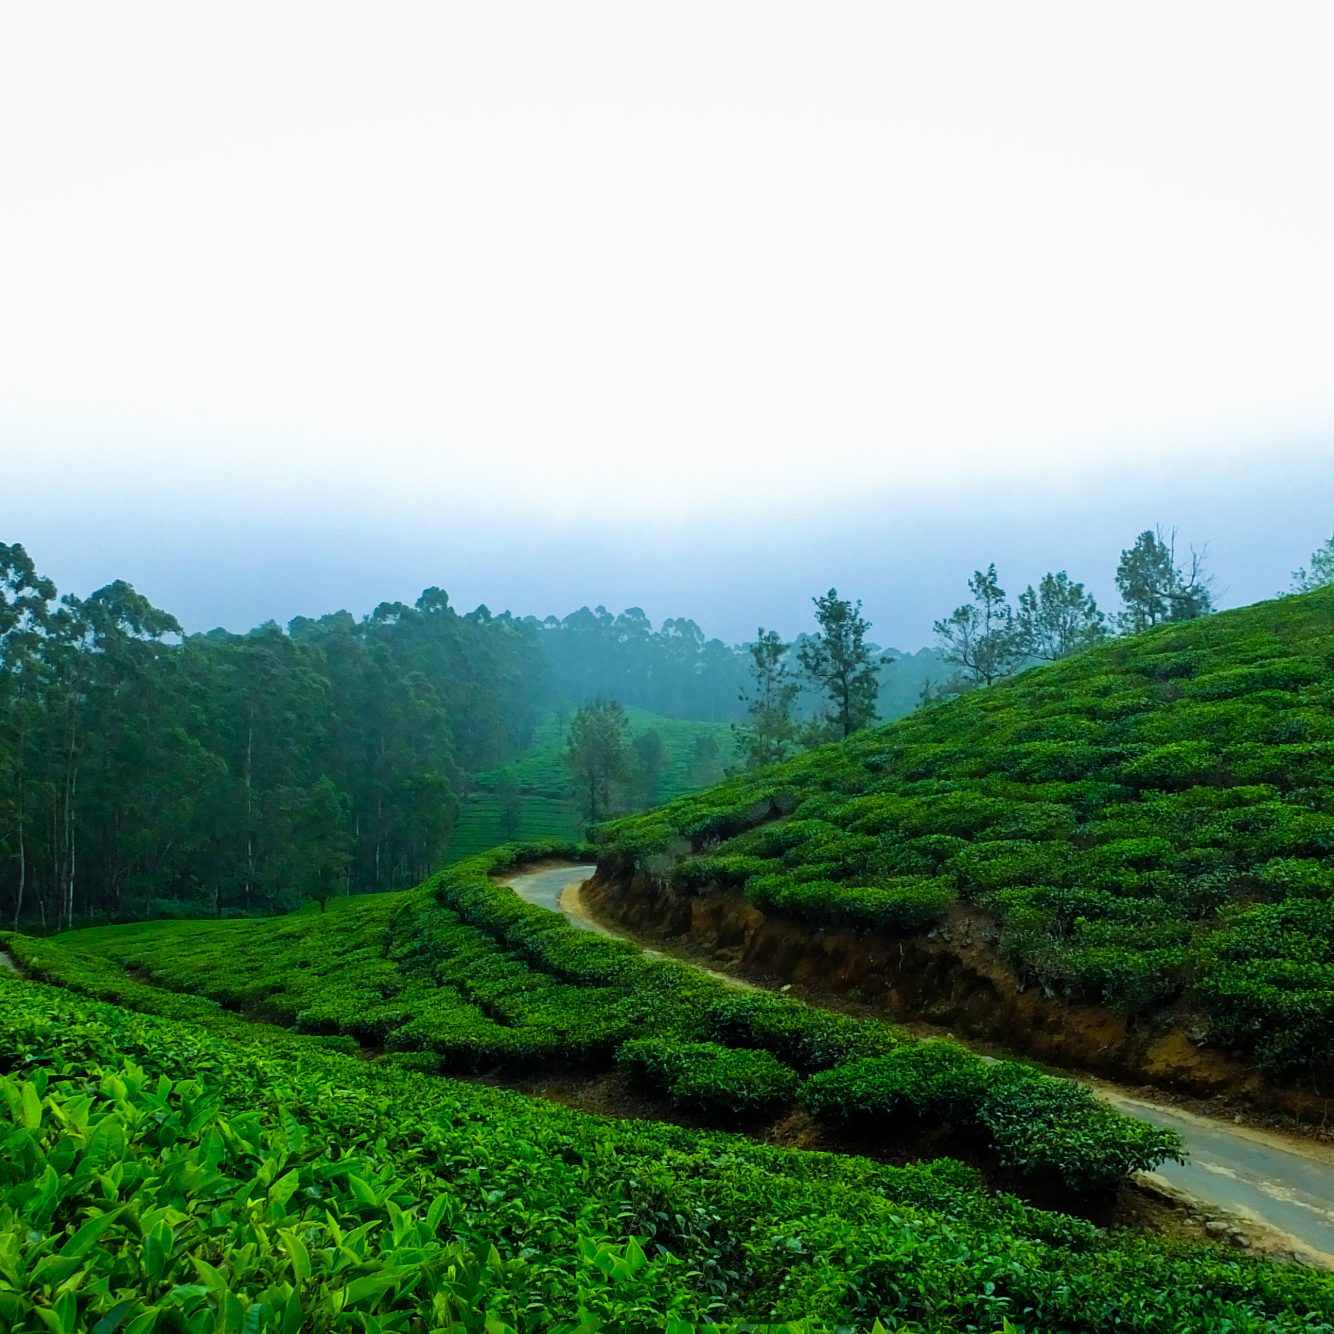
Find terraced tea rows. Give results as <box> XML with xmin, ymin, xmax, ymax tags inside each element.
<box><xmin>4</xmin><ymin>952</ymin><xmax>1333</xmax><ymax>1331</ymax></box>
<box><xmin>19</xmin><ymin>841</ymin><xmax>1180</xmax><ymax>1197</ymax></box>
<box><xmin>598</xmin><ymin>589</ymin><xmax>1334</xmax><ymax>1082</ymax></box>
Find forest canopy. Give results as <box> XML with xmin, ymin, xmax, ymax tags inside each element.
<box><xmin>0</xmin><ymin>544</ymin><xmax>548</xmax><ymax>926</ymax></box>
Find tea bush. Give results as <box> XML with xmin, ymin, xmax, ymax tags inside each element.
<box><xmin>617</xmin><ymin>1039</ymin><xmax>800</xmax><ymax>1119</ymax></box>
<box><xmin>801</xmin><ymin>1042</ymin><xmax>988</xmax><ymax>1129</ymax></box>
<box><xmin>977</xmin><ymin>1065</ymin><xmax>1185</xmax><ymax>1192</ymax></box>
<box><xmin>700</xmin><ymin>993</ymin><xmax>902</xmax><ymax>1072</ymax></box>
<box><xmin>801</xmin><ymin>1045</ymin><xmax>1183</xmax><ymax>1193</ymax></box>
<box><xmin>597</xmin><ymin>589</ymin><xmax>1334</xmax><ymax>1075</ymax></box>
<box><xmin>0</xmin><ymin>971</ymin><xmax>1327</xmax><ymax>1332</ymax></box>
<box><xmin>17</xmin><ymin>846</ymin><xmax>1182</xmax><ymax>1196</ymax></box>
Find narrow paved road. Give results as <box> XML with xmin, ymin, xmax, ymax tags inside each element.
<box><xmin>1097</xmin><ymin>1087</ymin><xmax>1334</xmax><ymax>1262</ymax></box>
<box><xmin>508</xmin><ymin>864</ymin><xmax>602</xmax><ymax>928</ymax></box>
<box><xmin>506</xmin><ymin>864</ymin><xmax>1334</xmax><ymax>1267</ymax></box>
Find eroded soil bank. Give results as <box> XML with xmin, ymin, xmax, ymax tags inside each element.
<box><xmin>583</xmin><ymin>863</ymin><xmax>1331</xmax><ymax>1127</ymax></box>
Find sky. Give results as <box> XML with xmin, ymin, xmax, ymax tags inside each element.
<box><xmin>2</xmin><ymin>2</ymin><xmax>1332</xmax><ymax>649</ymax></box>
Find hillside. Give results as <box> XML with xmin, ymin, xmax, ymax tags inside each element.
<box><xmin>447</xmin><ymin>708</ymin><xmax>738</xmax><ymax>861</ymax></box>
<box><xmin>474</xmin><ymin>707</ymin><xmax>736</xmax><ymax>800</ymax></box>
<box><xmin>4</xmin><ymin>959</ymin><xmax>1329</xmax><ymax>1332</ymax></box>
<box><xmin>5</xmin><ymin>843</ymin><xmax>1333</xmax><ymax>1329</ymax></box>
<box><xmin>15</xmin><ymin>843</ymin><xmax>1178</xmax><ymax>1198</ymax></box>
<box><xmin>593</xmin><ymin>589</ymin><xmax>1334</xmax><ymax>1109</ymax></box>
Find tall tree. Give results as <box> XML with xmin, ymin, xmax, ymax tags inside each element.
<box><xmin>1015</xmin><ymin>571</ymin><xmax>1108</xmax><ymax>661</ymax></box>
<box><xmin>0</xmin><ymin>547</ymin><xmax>552</xmax><ymax>925</ymax></box>
<box><xmin>686</xmin><ymin>733</ymin><xmax>725</xmax><ymax>787</ymax></box>
<box><xmin>797</xmin><ymin>591</ymin><xmax>881</xmax><ymax>740</ymax></box>
<box><xmin>565</xmin><ymin>696</ymin><xmax>631</xmax><ymax>826</ymax></box>
<box><xmin>0</xmin><ymin>544</ymin><xmax>55</xmax><ymax>927</ymax></box>
<box><xmin>733</xmin><ymin>629</ymin><xmax>800</xmax><ymax>767</ymax></box>
<box><xmin>1115</xmin><ymin>529</ymin><xmax>1214</xmax><ymax>632</ymax></box>
<box><xmin>1291</xmin><ymin>532</ymin><xmax>1334</xmax><ymax>592</ymax></box>
<box><xmin>631</xmin><ymin>728</ymin><xmax>666</xmax><ymax>806</ymax></box>
<box><xmin>536</xmin><ymin>605</ymin><xmax>749</xmax><ymax>722</ymax></box>
<box><xmin>934</xmin><ymin>565</ymin><xmax>1026</xmax><ymax>687</ymax></box>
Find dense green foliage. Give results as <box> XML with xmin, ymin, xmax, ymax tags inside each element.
<box><xmin>443</xmin><ymin>793</ymin><xmax>584</xmax><ymax>864</ymax></box>
<box><xmin>1</xmin><ymin>542</ymin><xmax>930</xmax><ymax>928</ymax></box>
<box><xmin>2</xmin><ymin>949</ymin><xmax>1332</xmax><ymax>1330</ymax></box>
<box><xmin>616</xmin><ymin>1039</ymin><xmax>800</xmax><ymax>1119</ymax></box>
<box><xmin>476</xmin><ymin>709</ymin><xmax>735</xmax><ymax>809</ymax></box>
<box><xmin>0</xmin><ymin>545</ymin><xmax>549</xmax><ymax>926</ymax></box>
<box><xmin>599</xmin><ymin>589</ymin><xmax>1334</xmax><ymax>1079</ymax></box>
<box><xmin>19</xmin><ymin>843</ymin><xmax>1179</xmax><ymax>1195</ymax></box>
<box><xmin>801</xmin><ymin>1044</ymin><xmax>1181</xmax><ymax>1192</ymax></box>
<box><xmin>536</xmin><ymin>607</ymin><xmax>748</xmax><ymax>723</ymax></box>
<box><xmin>534</xmin><ymin>607</ymin><xmax>938</xmax><ymax>738</ymax></box>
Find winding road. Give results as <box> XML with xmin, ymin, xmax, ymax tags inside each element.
<box><xmin>506</xmin><ymin>863</ymin><xmax>1334</xmax><ymax>1268</ymax></box>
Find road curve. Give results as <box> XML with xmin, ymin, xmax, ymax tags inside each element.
<box><xmin>504</xmin><ymin>863</ymin><xmax>1334</xmax><ymax>1267</ymax></box>
<box><xmin>508</xmin><ymin>864</ymin><xmax>602</xmax><ymax>929</ymax></box>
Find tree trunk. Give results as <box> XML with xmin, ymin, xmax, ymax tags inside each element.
<box><xmin>244</xmin><ymin>721</ymin><xmax>254</xmax><ymax>912</ymax></box>
<box><xmin>65</xmin><ymin>766</ymin><xmax>77</xmax><ymax>930</ymax></box>
<box><xmin>13</xmin><ymin>785</ymin><xmax>24</xmax><ymax>929</ymax></box>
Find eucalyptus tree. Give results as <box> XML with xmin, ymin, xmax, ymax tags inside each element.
<box><xmin>0</xmin><ymin>544</ymin><xmax>55</xmax><ymax>926</ymax></box>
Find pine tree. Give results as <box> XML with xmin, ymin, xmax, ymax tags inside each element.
<box><xmin>797</xmin><ymin>591</ymin><xmax>881</xmax><ymax>739</ymax></box>
<box><xmin>733</xmin><ymin>629</ymin><xmax>800</xmax><ymax>766</ymax></box>
<box><xmin>1115</xmin><ymin>529</ymin><xmax>1214</xmax><ymax>632</ymax></box>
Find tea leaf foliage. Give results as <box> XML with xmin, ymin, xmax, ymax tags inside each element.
<box><xmin>599</xmin><ymin>588</ymin><xmax>1334</xmax><ymax>1077</ymax></box>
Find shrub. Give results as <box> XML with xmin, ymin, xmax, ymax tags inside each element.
<box><xmin>1258</xmin><ymin>857</ymin><xmax>1334</xmax><ymax>899</ymax></box>
<box><xmin>1</xmin><ymin>974</ymin><xmax>1322</xmax><ymax>1333</ymax></box>
<box><xmin>801</xmin><ymin>1041</ymin><xmax>987</xmax><ymax>1128</ymax></box>
<box><xmin>670</xmin><ymin>854</ymin><xmax>770</xmax><ymax>893</ymax></box>
<box><xmin>802</xmin><ymin>1046</ymin><xmax>1184</xmax><ymax>1193</ymax></box>
<box><xmin>747</xmin><ymin>874</ymin><xmax>955</xmax><ymax>933</ymax></box>
<box><xmin>616</xmin><ymin>1038</ymin><xmax>799</xmax><ymax>1119</ymax></box>
<box><xmin>700</xmin><ymin>992</ymin><xmax>901</xmax><ymax>1072</ymax></box>
<box><xmin>978</xmin><ymin>1064</ymin><xmax>1185</xmax><ymax>1192</ymax></box>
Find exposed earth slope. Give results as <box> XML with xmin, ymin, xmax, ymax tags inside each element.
<box><xmin>591</xmin><ymin>589</ymin><xmax>1334</xmax><ymax>1115</ymax></box>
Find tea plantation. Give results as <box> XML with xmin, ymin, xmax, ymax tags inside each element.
<box><xmin>599</xmin><ymin>588</ymin><xmax>1334</xmax><ymax>1079</ymax></box>
<box><xmin>4</xmin><ymin>936</ymin><xmax>1334</xmax><ymax>1330</ymax></box>
<box><xmin>9</xmin><ymin>842</ymin><xmax>1176</xmax><ymax>1196</ymax></box>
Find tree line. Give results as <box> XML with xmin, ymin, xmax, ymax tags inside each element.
<box><xmin>535</xmin><ymin>606</ymin><xmax>747</xmax><ymax>722</ymax></box>
<box><xmin>0</xmin><ymin>545</ymin><xmax>548</xmax><ymax>927</ymax></box>
<box><xmin>720</xmin><ymin>526</ymin><xmax>1334</xmax><ymax>768</ymax></box>
<box><xmin>5</xmin><ymin>525</ymin><xmax>1330</xmax><ymax>920</ymax></box>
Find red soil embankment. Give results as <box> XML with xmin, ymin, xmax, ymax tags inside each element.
<box><xmin>583</xmin><ymin>863</ymin><xmax>1327</xmax><ymax>1123</ymax></box>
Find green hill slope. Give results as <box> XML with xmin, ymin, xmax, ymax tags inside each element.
<box><xmin>4</xmin><ymin>842</ymin><xmax>1332</xmax><ymax>1329</ymax></box>
<box><xmin>16</xmin><ymin>843</ymin><xmax>1178</xmax><ymax>1195</ymax></box>
<box><xmin>4</xmin><ymin>967</ymin><xmax>1330</xmax><ymax>1332</ymax></box>
<box><xmin>475</xmin><ymin>707</ymin><xmax>736</xmax><ymax>800</ymax></box>
<box><xmin>598</xmin><ymin>589</ymin><xmax>1334</xmax><ymax>1081</ymax></box>
<box><xmin>445</xmin><ymin>707</ymin><xmax>738</xmax><ymax>862</ymax></box>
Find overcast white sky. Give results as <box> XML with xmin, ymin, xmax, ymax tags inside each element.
<box><xmin>2</xmin><ymin>2</ymin><xmax>1332</xmax><ymax>646</ymax></box>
